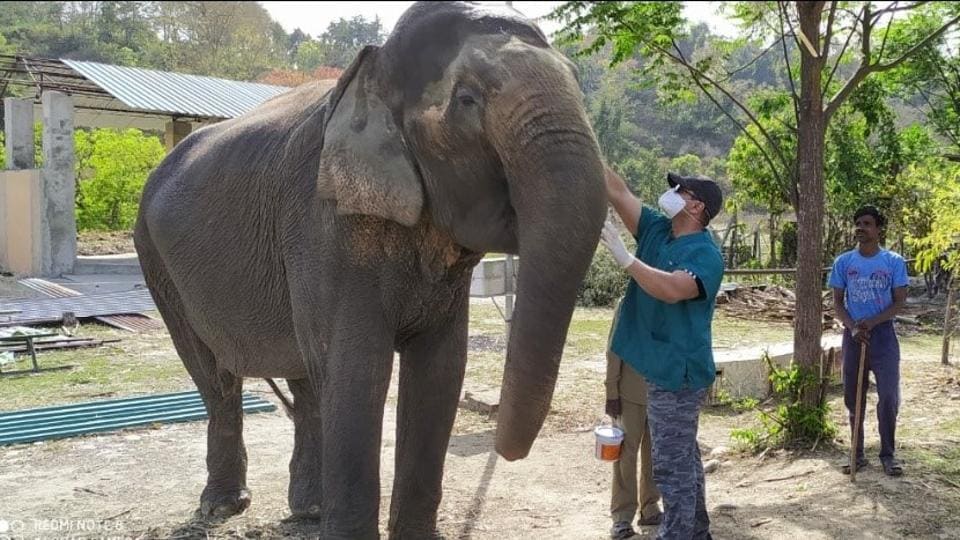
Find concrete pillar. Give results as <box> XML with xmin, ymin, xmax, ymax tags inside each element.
<box><xmin>165</xmin><ymin>119</ymin><xmax>192</xmax><ymax>151</ymax></box>
<box><xmin>0</xmin><ymin>98</ymin><xmax>36</xmax><ymax>272</ymax></box>
<box><xmin>4</xmin><ymin>98</ymin><xmax>35</xmax><ymax>170</ymax></box>
<box><xmin>40</xmin><ymin>90</ymin><xmax>76</xmax><ymax>277</ymax></box>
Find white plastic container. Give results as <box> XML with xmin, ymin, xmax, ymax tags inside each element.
<box><xmin>594</xmin><ymin>424</ymin><xmax>625</xmax><ymax>462</ymax></box>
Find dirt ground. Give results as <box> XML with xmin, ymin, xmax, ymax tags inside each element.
<box><xmin>1</xmin><ymin>282</ymin><xmax>959</xmax><ymax>539</ymax></box>
<box><xmin>76</xmin><ymin>231</ymin><xmax>136</xmax><ymax>256</ymax></box>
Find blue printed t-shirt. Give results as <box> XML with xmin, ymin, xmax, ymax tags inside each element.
<box><xmin>610</xmin><ymin>206</ymin><xmax>725</xmax><ymax>392</ymax></box>
<box><xmin>828</xmin><ymin>248</ymin><xmax>909</xmax><ymax>322</ymax></box>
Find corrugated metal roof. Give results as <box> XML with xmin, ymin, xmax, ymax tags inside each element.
<box><xmin>62</xmin><ymin>59</ymin><xmax>291</xmax><ymax>119</ymax></box>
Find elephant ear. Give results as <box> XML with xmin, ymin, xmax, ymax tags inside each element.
<box><xmin>318</xmin><ymin>45</ymin><xmax>423</xmax><ymax>227</ymax></box>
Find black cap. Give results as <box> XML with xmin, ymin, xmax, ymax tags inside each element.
<box><xmin>667</xmin><ymin>172</ymin><xmax>723</xmax><ymax>224</ymax></box>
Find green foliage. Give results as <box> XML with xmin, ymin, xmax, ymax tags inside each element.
<box><xmin>74</xmin><ymin>128</ymin><xmax>165</xmax><ymax>231</ymax></box>
<box><xmin>577</xmin><ymin>247</ymin><xmax>630</xmax><ymax>308</ymax></box>
<box><xmin>0</xmin><ymin>2</ymin><xmax>312</xmax><ymax>81</ymax></box>
<box><xmin>730</xmin><ymin>355</ymin><xmax>836</xmax><ymax>452</ymax></box>
<box><xmin>555</xmin><ymin>5</ymin><xmax>741</xmax><ymax>159</ymax></box>
<box><xmin>908</xmin><ymin>162</ymin><xmax>960</xmax><ymax>274</ymax></box>
<box><xmin>294</xmin><ymin>40</ymin><xmax>329</xmax><ymax>72</ymax></box>
<box><xmin>669</xmin><ymin>153</ymin><xmax>703</xmax><ymax>176</ymax></box>
<box><xmin>290</xmin><ymin>15</ymin><xmax>385</xmax><ymax>70</ymax></box>
<box><xmin>712</xmin><ymin>389</ymin><xmax>759</xmax><ymax>412</ymax></box>
<box><xmin>880</xmin><ymin>3</ymin><xmax>960</xmax><ymax>152</ymax></box>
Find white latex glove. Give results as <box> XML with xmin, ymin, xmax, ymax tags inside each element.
<box><xmin>600</xmin><ymin>220</ymin><xmax>635</xmax><ymax>269</ymax></box>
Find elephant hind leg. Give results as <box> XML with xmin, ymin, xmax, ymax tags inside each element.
<box><xmin>287</xmin><ymin>378</ymin><xmax>323</xmax><ymax>517</ymax></box>
<box><xmin>138</xmin><ymin>239</ymin><xmax>250</xmax><ymax>517</ymax></box>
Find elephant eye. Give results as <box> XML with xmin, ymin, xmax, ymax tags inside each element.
<box><xmin>456</xmin><ymin>89</ymin><xmax>478</xmax><ymax>107</ymax></box>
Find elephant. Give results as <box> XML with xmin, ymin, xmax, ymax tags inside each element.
<box><xmin>133</xmin><ymin>2</ymin><xmax>606</xmax><ymax>538</ymax></box>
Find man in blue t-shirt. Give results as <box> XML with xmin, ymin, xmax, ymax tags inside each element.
<box><xmin>828</xmin><ymin>205</ymin><xmax>909</xmax><ymax>477</ymax></box>
<box><xmin>600</xmin><ymin>165</ymin><xmax>724</xmax><ymax>540</ymax></box>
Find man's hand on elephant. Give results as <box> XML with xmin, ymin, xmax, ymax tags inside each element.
<box><xmin>600</xmin><ymin>220</ymin><xmax>635</xmax><ymax>269</ymax></box>
<box><xmin>605</xmin><ymin>398</ymin><xmax>622</xmax><ymax>418</ymax></box>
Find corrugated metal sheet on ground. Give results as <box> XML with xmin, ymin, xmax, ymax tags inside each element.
<box><xmin>0</xmin><ymin>391</ymin><xmax>277</xmax><ymax>445</ymax></box>
<box><xmin>18</xmin><ymin>278</ymin><xmax>164</xmax><ymax>332</ymax></box>
<box><xmin>0</xmin><ymin>289</ymin><xmax>156</xmax><ymax>326</ymax></box>
<box><xmin>63</xmin><ymin>59</ymin><xmax>290</xmax><ymax>119</ymax></box>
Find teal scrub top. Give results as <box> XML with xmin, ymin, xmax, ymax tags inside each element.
<box><xmin>611</xmin><ymin>207</ymin><xmax>725</xmax><ymax>391</ymax></box>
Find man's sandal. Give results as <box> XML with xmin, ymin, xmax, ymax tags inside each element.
<box><xmin>882</xmin><ymin>458</ymin><xmax>904</xmax><ymax>477</ymax></box>
<box><xmin>842</xmin><ymin>458</ymin><xmax>868</xmax><ymax>474</ymax></box>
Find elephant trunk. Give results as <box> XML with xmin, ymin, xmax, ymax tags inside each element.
<box><xmin>490</xmin><ymin>92</ymin><xmax>607</xmax><ymax>461</ymax></box>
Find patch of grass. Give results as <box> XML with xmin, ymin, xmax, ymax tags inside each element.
<box><xmin>904</xmin><ymin>444</ymin><xmax>960</xmax><ymax>481</ymax></box>
<box><xmin>711</xmin><ymin>313</ymin><xmax>795</xmax><ymax>349</ymax></box>
<box><xmin>0</xmin><ymin>323</ymin><xmax>191</xmax><ymax>411</ymax></box>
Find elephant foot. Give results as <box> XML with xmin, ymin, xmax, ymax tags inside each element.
<box><xmin>199</xmin><ymin>487</ymin><xmax>251</xmax><ymax>518</ymax></box>
<box><xmin>290</xmin><ymin>501</ymin><xmax>323</xmax><ymax>519</ymax></box>
<box><xmin>389</xmin><ymin>526</ymin><xmax>442</xmax><ymax>540</ymax></box>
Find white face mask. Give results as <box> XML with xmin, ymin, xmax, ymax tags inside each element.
<box><xmin>658</xmin><ymin>186</ymin><xmax>687</xmax><ymax>218</ymax></box>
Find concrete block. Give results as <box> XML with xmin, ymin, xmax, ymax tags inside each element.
<box><xmin>459</xmin><ymin>385</ymin><xmax>501</xmax><ymax>416</ymax></box>
<box><xmin>712</xmin><ymin>334</ymin><xmax>843</xmax><ymax>399</ymax></box>
<box><xmin>41</xmin><ymin>91</ymin><xmax>75</xmax><ymax>277</ymax></box>
<box><xmin>470</xmin><ymin>257</ymin><xmax>519</xmax><ymax>297</ymax></box>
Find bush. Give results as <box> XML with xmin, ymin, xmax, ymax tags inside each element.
<box><xmin>75</xmin><ymin>128</ymin><xmax>165</xmax><ymax>231</ymax></box>
<box><xmin>577</xmin><ymin>247</ymin><xmax>629</xmax><ymax>307</ymax></box>
<box><xmin>730</xmin><ymin>354</ymin><xmax>836</xmax><ymax>452</ymax></box>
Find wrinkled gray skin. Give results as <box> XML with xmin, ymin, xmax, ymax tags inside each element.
<box><xmin>133</xmin><ymin>2</ymin><xmax>605</xmax><ymax>538</ymax></box>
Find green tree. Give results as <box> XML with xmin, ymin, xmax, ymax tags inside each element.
<box><xmin>317</xmin><ymin>15</ymin><xmax>385</xmax><ymax>68</ymax></box>
<box><xmin>294</xmin><ymin>39</ymin><xmax>331</xmax><ymax>72</ymax></box>
<box><xmin>882</xmin><ymin>7</ymin><xmax>960</xmax><ymax>158</ymax></box>
<box><xmin>74</xmin><ymin>128</ymin><xmax>165</xmax><ymax>231</ymax></box>
<box><xmin>554</xmin><ymin>0</ymin><xmax>960</xmax><ymax>428</ymax></box>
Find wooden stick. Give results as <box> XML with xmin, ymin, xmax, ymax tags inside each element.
<box><xmin>851</xmin><ymin>340</ymin><xmax>868</xmax><ymax>482</ymax></box>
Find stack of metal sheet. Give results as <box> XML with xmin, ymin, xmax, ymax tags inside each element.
<box><xmin>0</xmin><ymin>391</ymin><xmax>276</xmax><ymax>445</ymax></box>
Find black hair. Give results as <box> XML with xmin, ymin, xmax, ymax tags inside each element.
<box><xmin>853</xmin><ymin>205</ymin><xmax>886</xmax><ymax>228</ymax></box>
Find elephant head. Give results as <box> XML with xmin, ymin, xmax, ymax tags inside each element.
<box><xmin>318</xmin><ymin>2</ymin><xmax>607</xmax><ymax>460</ymax></box>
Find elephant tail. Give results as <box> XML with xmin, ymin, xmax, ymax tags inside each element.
<box><xmin>264</xmin><ymin>378</ymin><xmax>295</xmax><ymax>420</ymax></box>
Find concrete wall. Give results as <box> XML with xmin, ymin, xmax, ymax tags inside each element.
<box><xmin>712</xmin><ymin>334</ymin><xmax>843</xmax><ymax>399</ymax></box>
<box><xmin>0</xmin><ymin>93</ymin><xmax>76</xmax><ymax>277</ymax></box>
<box><xmin>40</xmin><ymin>91</ymin><xmax>76</xmax><ymax>276</ymax></box>
<box><xmin>1</xmin><ymin>98</ymin><xmax>37</xmax><ymax>274</ymax></box>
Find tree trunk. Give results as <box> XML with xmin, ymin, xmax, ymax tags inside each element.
<box><xmin>769</xmin><ymin>213</ymin><xmax>779</xmax><ymax>268</ymax></box>
<box><xmin>944</xmin><ymin>275</ymin><xmax>955</xmax><ymax>366</ymax></box>
<box><xmin>795</xmin><ymin>2</ymin><xmax>828</xmax><ymax>406</ymax></box>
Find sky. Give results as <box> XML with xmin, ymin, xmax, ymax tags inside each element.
<box><xmin>260</xmin><ymin>1</ymin><xmax>740</xmax><ymax>41</ymax></box>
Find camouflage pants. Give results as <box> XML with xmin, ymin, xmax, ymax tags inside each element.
<box><xmin>647</xmin><ymin>383</ymin><xmax>710</xmax><ymax>540</ymax></box>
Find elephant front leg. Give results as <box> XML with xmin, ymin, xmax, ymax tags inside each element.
<box><xmin>318</xmin><ymin>319</ymin><xmax>395</xmax><ymax>540</ymax></box>
<box><xmin>388</xmin><ymin>301</ymin><xmax>469</xmax><ymax>539</ymax></box>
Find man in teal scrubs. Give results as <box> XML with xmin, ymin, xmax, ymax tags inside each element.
<box><xmin>600</xmin><ymin>166</ymin><xmax>724</xmax><ymax>540</ymax></box>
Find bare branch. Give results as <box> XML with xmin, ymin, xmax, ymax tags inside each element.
<box><xmin>875</xmin><ymin>1</ymin><xmax>899</xmax><ymax>62</ymax></box>
<box><xmin>665</xmin><ymin>38</ymin><xmax>794</xmax><ymax>173</ymax></box>
<box><xmin>870</xmin><ymin>1</ymin><xmax>932</xmax><ymax>20</ymax></box>
<box><xmin>778</xmin><ymin>1</ymin><xmax>804</xmax><ymax>54</ymax></box>
<box><xmin>823</xmin><ymin>5</ymin><xmax>864</xmax><ymax>95</ymax></box>
<box><xmin>826</xmin><ymin>12</ymin><xmax>960</xmax><ymax>120</ymax></box>
<box><xmin>821</xmin><ymin>0</ymin><xmax>839</xmax><ymax>60</ymax></box>
<box><xmin>720</xmin><ymin>37</ymin><xmax>779</xmax><ymax>82</ymax></box>
<box><xmin>874</xmin><ymin>14</ymin><xmax>960</xmax><ymax>71</ymax></box>
<box><xmin>692</xmin><ymin>75</ymin><xmax>791</xmax><ymax>190</ymax></box>
<box><xmin>777</xmin><ymin>1</ymin><xmax>800</xmax><ymax>125</ymax></box>
<box><xmin>824</xmin><ymin>3</ymin><xmax>873</xmax><ymax>121</ymax></box>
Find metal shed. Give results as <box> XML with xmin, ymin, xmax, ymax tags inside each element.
<box><xmin>0</xmin><ymin>54</ymin><xmax>336</xmax><ymax>142</ymax></box>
